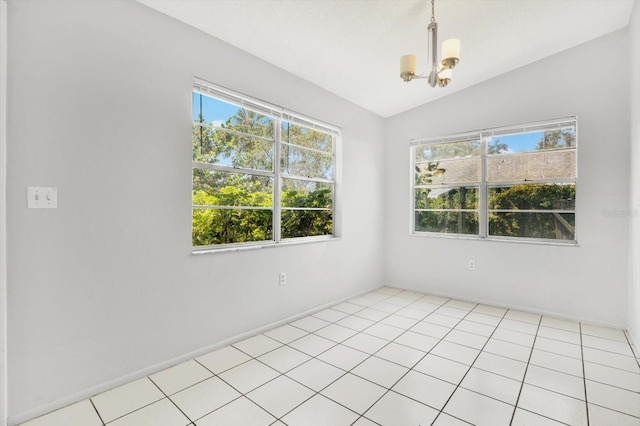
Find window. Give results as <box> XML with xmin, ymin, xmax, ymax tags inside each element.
<box><xmin>192</xmin><ymin>79</ymin><xmax>339</xmax><ymax>251</ymax></box>
<box><xmin>411</xmin><ymin>118</ymin><xmax>577</xmax><ymax>243</ymax></box>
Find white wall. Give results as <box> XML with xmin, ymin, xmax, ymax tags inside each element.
<box><xmin>0</xmin><ymin>1</ymin><xmax>8</xmax><ymax>424</ymax></box>
<box><xmin>6</xmin><ymin>0</ymin><xmax>638</xmax><ymax>422</ymax></box>
<box><xmin>384</xmin><ymin>29</ymin><xmax>630</xmax><ymax>327</ymax></box>
<box><xmin>629</xmin><ymin>0</ymin><xmax>640</xmax><ymax>350</ymax></box>
<box><xmin>6</xmin><ymin>0</ymin><xmax>385</xmax><ymax>420</ymax></box>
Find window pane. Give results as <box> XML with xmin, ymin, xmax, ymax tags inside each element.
<box><xmin>414</xmin><ymin>140</ymin><xmax>481</xmax><ymax>162</ymax></box>
<box><xmin>487</xmin><ymin>127</ymin><xmax>576</xmax><ymax>182</ymax></box>
<box><xmin>489</xmin><ymin>184</ymin><xmax>575</xmax><ymax>210</ymax></box>
<box><xmin>281</xmin><ymin>144</ymin><xmax>333</xmax><ymax>179</ymax></box>
<box><xmin>193</xmin><ymin>169</ymin><xmax>273</xmax><ymax>207</ymax></box>
<box><xmin>193</xmin><ymin>92</ymin><xmax>274</xmax><ymax>171</ymax></box>
<box><xmin>192</xmin><ymin>92</ymin><xmax>220</xmax><ymax>125</ymax></box>
<box><xmin>415</xmin><ymin>187</ymin><xmax>478</xmax><ymax>210</ymax></box>
<box><xmin>489</xmin><ymin>212</ymin><xmax>575</xmax><ymax>240</ymax></box>
<box><xmin>414</xmin><ymin>141</ymin><xmax>481</xmax><ymax>186</ymax></box>
<box><xmin>282</xmin><ymin>179</ymin><xmax>332</xmax><ymax>209</ymax></box>
<box><xmin>282</xmin><ymin>122</ymin><xmax>332</xmax><ymax>153</ymax></box>
<box><xmin>281</xmin><ymin>210</ymin><xmax>332</xmax><ymax>238</ymax></box>
<box><xmin>193</xmin><ymin>126</ymin><xmax>274</xmax><ymax>171</ymax></box>
<box><xmin>487</xmin><ymin>128</ymin><xmax>576</xmax><ymax>154</ymax></box>
<box><xmin>415</xmin><ymin>157</ymin><xmax>481</xmax><ymax>185</ymax></box>
<box><xmin>415</xmin><ymin>211</ymin><xmax>479</xmax><ymax>235</ymax></box>
<box><xmin>193</xmin><ymin>92</ymin><xmax>274</xmax><ymax>138</ymax></box>
<box><xmin>487</xmin><ymin>149</ymin><xmax>576</xmax><ymax>182</ymax></box>
<box><xmin>192</xmin><ymin>208</ymin><xmax>273</xmax><ymax>246</ymax></box>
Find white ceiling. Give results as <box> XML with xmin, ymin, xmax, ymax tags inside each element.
<box><xmin>138</xmin><ymin>0</ymin><xmax>635</xmax><ymax>118</ymax></box>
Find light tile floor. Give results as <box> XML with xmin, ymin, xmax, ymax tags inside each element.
<box><xmin>22</xmin><ymin>287</ymin><xmax>640</xmax><ymax>426</ymax></box>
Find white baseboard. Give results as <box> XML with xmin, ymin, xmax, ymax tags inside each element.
<box><xmin>9</xmin><ymin>284</ymin><xmax>381</xmax><ymax>426</ymax></box>
<box><xmin>385</xmin><ymin>283</ymin><xmax>627</xmax><ymax>330</ymax></box>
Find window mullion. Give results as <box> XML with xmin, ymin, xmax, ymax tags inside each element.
<box><xmin>281</xmin><ymin>175</ymin><xmax>334</xmax><ymax>184</ymax></box>
<box><xmin>332</xmin><ymin>134</ymin><xmax>341</xmax><ymax>238</ymax></box>
<box><xmin>273</xmin><ymin>119</ymin><xmax>282</xmax><ymax>243</ymax></box>
<box><xmin>480</xmin><ymin>134</ymin><xmax>488</xmax><ymax>238</ymax></box>
<box><xmin>410</xmin><ymin>144</ymin><xmax>416</xmax><ymax>235</ymax></box>
<box><xmin>192</xmin><ymin>162</ymin><xmax>275</xmax><ymax>178</ymax></box>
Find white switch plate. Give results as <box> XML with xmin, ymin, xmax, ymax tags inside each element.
<box><xmin>27</xmin><ymin>186</ymin><xmax>58</xmax><ymax>209</ymax></box>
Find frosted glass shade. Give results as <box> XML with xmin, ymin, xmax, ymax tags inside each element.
<box><xmin>442</xmin><ymin>38</ymin><xmax>460</xmax><ymax>61</ymax></box>
<box><xmin>400</xmin><ymin>54</ymin><xmax>417</xmax><ymax>75</ymax></box>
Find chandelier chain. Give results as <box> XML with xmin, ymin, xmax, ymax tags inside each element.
<box><xmin>430</xmin><ymin>0</ymin><xmax>436</xmax><ymax>23</ymax></box>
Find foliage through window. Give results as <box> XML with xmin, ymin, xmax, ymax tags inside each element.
<box><xmin>411</xmin><ymin>118</ymin><xmax>577</xmax><ymax>242</ymax></box>
<box><xmin>192</xmin><ymin>80</ymin><xmax>339</xmax><ymax>250</ymax></box>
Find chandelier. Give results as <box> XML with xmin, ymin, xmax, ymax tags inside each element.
<box><xmin>400</xmin><ymin>0</ymin><xmax>461</xmax><ymax>87</ymax></box>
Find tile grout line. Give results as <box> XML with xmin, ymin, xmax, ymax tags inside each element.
<box><xmin>430</xmin><ymin>306</ymin><xmax>509</xmax><ymax>425</ymax></box>
<box><xmin>587</xmin><ymin>401</ymin><xmax>640</xmax><ymax>420</ymax></box>
<box><xmin>192</xmin><ymin>290</ymin><xmax>412</xmax><ymax>425</ymax></box>
<box><xmin>269</xmin><ymin>290</ymin><xmax>428</xmax><ymax>425</ymax></box>
<box><xmin>622</xmin><ymin>330</ymin><xmax>640</xmax><ymax>370</ymax></box>
<box><xmin>517</xmin><ymin>351</ymin><xmax>640</xmax><ymax>399</ymax></box>
<box><xmin>579</xmin><ymin>322</ymin><xmax>590</xmax><ymax>426</ymax></box>
<box><xmin>581</xmin><ymin>330</ymin><xmax>640</xmax><ymax>421</ymax></box>
<box><xmin>306</xmin><ymin>292</ymin><xmax>441</xmax><ymax>425</ymax></box>
<box><xmin>346</xmin><ymin>296</ymin><xmax>457</xmax><ymax>425</ymax></box>
<box><xmin>190</xmin><ymin>358</ymin><xmax>269</xmax><ymax>423</ymax></box>
<box><xmin>192</xmin><ymin>356</ymin><xmax>290</xmax><ymax>423</ymax></box>
<box><xmin>313</xmin><ymin>296</ymin><xmax>573</xmax><ymax>362</ymax></box>
<box><xmin>349</xmin><ymin>298</ymin><xmax>487</xmax><ymax>424</ymax></box>
<box><xmin>508</xmin><ymin>314</ymin><xmax>542</xmax><ymax>425</ymax></box>
<box><xmin>283</xmin><ymin>290</ymin><xmax>459</xmax><ymax>425</ymax></box>
<box><xmin>89</xmin><ymin>399</ymin><xmax>105</xmax><ymax>426</ymax></box>
<box><xmin>371</xmin><ymin>300</ymin><xmax>538</xmax><ymax>425</ymax></box>
<box><xmin>580</xmin><ymin>356</ymin><xmax>640</xmax><ymax>376</ymax></box>
<box><xmin>256</xmin><ymin>294</ymin><xmax>406</xmax><ymax>423</ymax></box>
<box><xmin>191</xmin><ymin>344</ymin><xmax>318</xmax><ymax>425</ymax></box>
<box><xmin>513</xmin><ymin>407</ymin><xmax>572</xmax><ymax>426</ymax></box>
<box><xmin>148</xmin><ymin>376</ymin><xmax>197</xmax><ymax>425</ymax></box>
<box><xmin>91</xmin><ymin>378</ymin><xmax>167</xmax><ymax>425</ymax></box>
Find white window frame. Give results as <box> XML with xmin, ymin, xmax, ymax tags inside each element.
<box><xmin>192</xmin><ymin>78</ymin><xmax>341</xmax><ymax>253</ymax></box>
<box><xmin>410</xmin><ymin>117</ymin><xmax>578</xmax><ymax>245</ymax></box>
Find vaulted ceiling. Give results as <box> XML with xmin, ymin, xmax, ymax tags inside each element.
<box><xmin>138</xmin><ymin>0</ymin><xmax>635</xmax><ymax>117</ymax></box>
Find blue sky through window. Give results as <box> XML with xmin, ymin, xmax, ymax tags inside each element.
<box><xmin>489</xmin><ymin>128</ymin><xmax>575</xmax><ymax>153</ymax></box>
<box><xmin>192</xmin><ymin>92</ymin><xmax>244</xmax><ymax>126</ymax></box>
<box><xmin>488</xmin><ymin>132</ymin><xmax>543</xmax><ymax>153</ymax></box>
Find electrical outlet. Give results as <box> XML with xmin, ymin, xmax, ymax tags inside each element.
<box><xmin>468</xmin><ymin>260</ymin><xmax>476</xmax><ymax>271</ymax></box>
<box><xmin>279</xmin><ymin>272</ymin><xmax>286</xmax><ymax>286</ymax></box>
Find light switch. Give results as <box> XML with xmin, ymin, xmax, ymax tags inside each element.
<box><xmin>27</xmin><ymin>186</ymin><xmax>58</xmax><ymax>209</ymax></box>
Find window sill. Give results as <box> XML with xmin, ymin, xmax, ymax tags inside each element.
<box><xmin>411</xmin><ymin>232</ymin><xmax>579</xmax><ymax>247</ymax></box>
<box><xmin>192</xmin><ymin>235</ymin><xmax>341</xmax><ymax>255</ymax></box>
